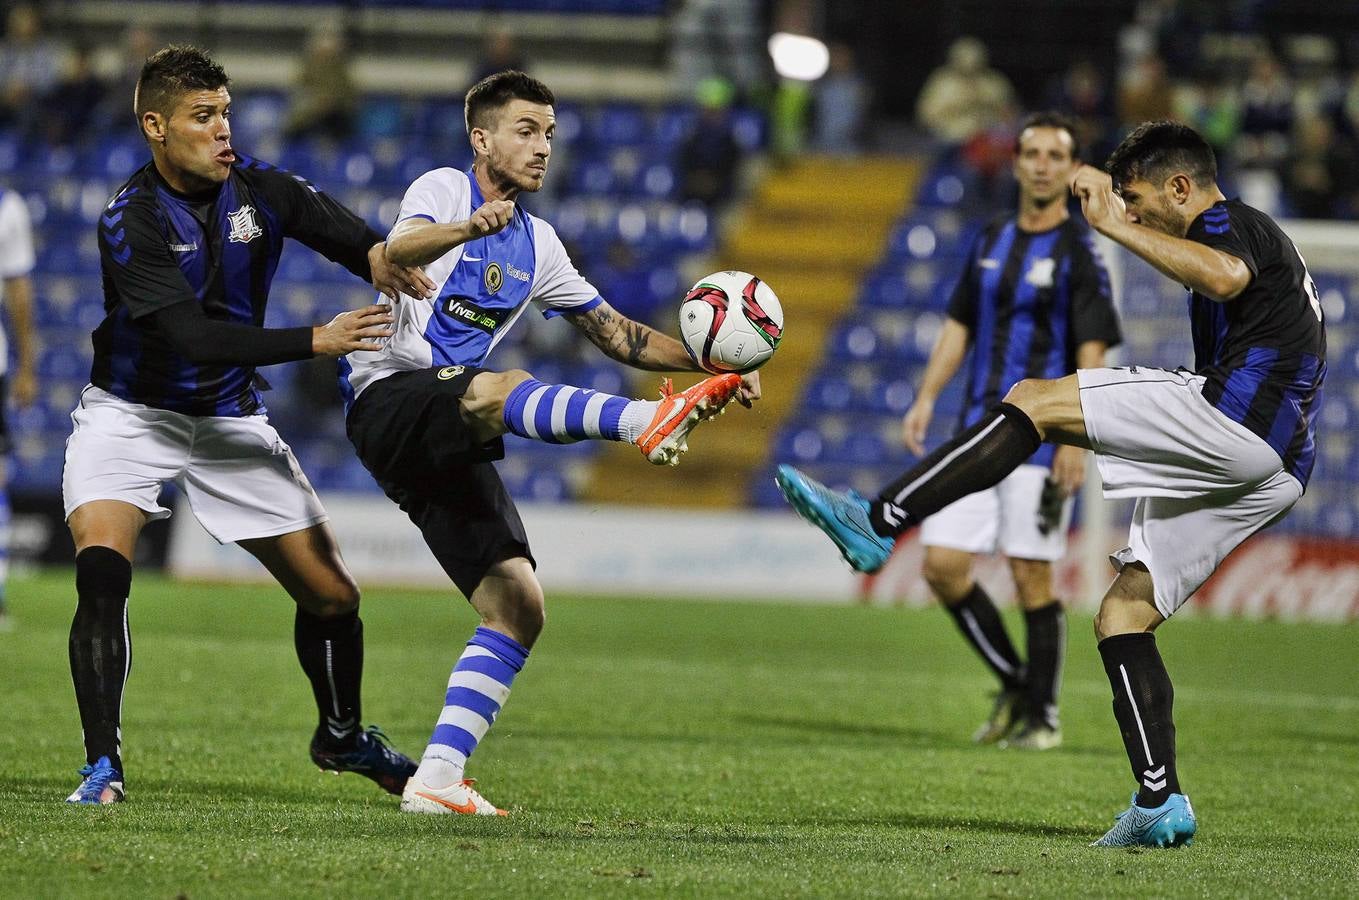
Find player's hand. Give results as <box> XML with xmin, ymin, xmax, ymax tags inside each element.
<box><xmin>368</xmin><ymin>242</ymin><xmax>436</xmax><ymax>302</ymax></box>
<box><xmin>10</xmin><ymin>367</ymin><xmax>37</xmax><ymax>408</ymax></box>
<box><xmin>468</xmin><ymin>200</ymin><xmax>515</xmax><ymax>239</ymax></box>
<box><xmin>901</xmin><ymin>398</ymin><xmax>934</xmax><ymax>456</ymax></box>
<box><xmin>736</xmin><ymin>370</ymin><xmax>761</xmax><ymax>408</ymax></box>
<box><xmin>1050</xmin><ymin>444</ymin><xmax>1087</xmax><ymax>496</ymax></box>
<box><xmin>1069</xmin><ymin>164</ymin><xmax>1128</xmax><ymax>236</ymax></box>
<box><xmin>312</xmin><ymin>304</ymin><xmax>394</xmax><ymax>357</ymax></box>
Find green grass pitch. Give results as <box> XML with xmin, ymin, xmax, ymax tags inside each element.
<box><xmin>2</xmin><ymin>570</ymin><xmax>1356</xmax><ymax>897</ymax></box>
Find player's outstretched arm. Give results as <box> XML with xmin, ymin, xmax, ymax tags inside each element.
<box><xmin>386</xmin><ymin>200</ymin><xmax>516</xmax><ymax>268</ymax></box>
<box><xmin>565</xmin><ymin>300</ymin><xmax>698</xmax><ymax>372</ymax></box>
<box><xmin>1069</xmin><ymin>165</ymin><xmax>1251</xmax><ymax>302</ymax></box>
<box><xmin>150</xmin><ymin>300</ymin><xmax>393</xmax><ymax>365</ymax></box>
<box><xmin>903</xmin><ymin>317</ymin><xmax>969</xmax><ymax>455</ymax></box>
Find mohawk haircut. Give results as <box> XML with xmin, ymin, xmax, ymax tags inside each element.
<box><xmin>1014</xmin><ymin>110</ymin><xmax>1081</xmax><ymax>160</ymax></box>
<box><xmin>134</xmin><ymin>45</ymin><xmax>229</xmax><ymax>125</ymax></box>
<box><xmin>1105</xmin><ymin>120</ymin><xmax>1217</xmax><ymax>192</ymax></box>
<box><xmin>464</xmin><ymin>70</ymin><xmax>555</xmax><ymax>135</ymax></box>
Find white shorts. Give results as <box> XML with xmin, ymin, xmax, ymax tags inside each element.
<box><xmin>63</xmin><ymin>385</ymin><xmax>328</xmax><ymax>544</ymax></box>
<box><xmin>1077</xmin><ymin>366</ymin><xmax>1303</xmax><ymax>618</ymax></box>
<box><xmin>921</xmin><ymin>463</ymin><xmax>1073</xmax><ymax>561</ymax></box>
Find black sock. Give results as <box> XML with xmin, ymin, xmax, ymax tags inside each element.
<box><xmin>69</xmin><ymin>546</ymin><xmax>132</xmax><ymax>772</ymax></box>
<box><xmin>945</xmin><ymin>583</ymin><xmax>1026</xmax><ymax>692</ymax></box>
<box><xmin>1098</xmin><ymin>632</ymin><xmax>1181</xmax><ymax>807</ymax></box>
<box><xmin>295</xmin><ymin>608</ymin><xmax>363</xmax><ymax>748</ymax></box>
<box><xmin>870</xmin><ymin>403</ymin><xmax>1042</xmax><ymax>537</ymax></box>
<box><xmin>1024</xmin><ymin>601</ymin><xmax>1065</xmax><ymax>728</ymax></box>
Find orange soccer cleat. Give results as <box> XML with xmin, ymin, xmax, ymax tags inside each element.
<box><xmin>400</xmin><ymin>776</ymin><xmax>507</xmax><ymax>816</ymax></box>
<box><xmin>634</xmin><ymin>373</ymin><xmax>742</xmax><ymax>466</ymax></box>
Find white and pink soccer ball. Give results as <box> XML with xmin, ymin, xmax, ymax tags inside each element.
<box><xmin>678</xmin><ymin>270</ymin><xmax>784</xmax><ymax>374</ymax></box>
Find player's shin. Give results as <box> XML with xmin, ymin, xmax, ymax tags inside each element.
<box><xmin>413</xmin><ymin>626</ymin><xmax>529</xmax><ymax>789</ymax></box>
<box><xmin>295</xmin><ymin>608</ymin><xmax>363</xmax><ymax>747</ymax></box>
<box><xmin>870</xmin><ymin>403</ymin><xmax>1042</xmax><ymax>537</ymax></box>
<box><xmin>501</xmin><ymin>378</ymin><xmax>655</xmax><ymax>444</ymax></box>
<box><xmin>69</xmin><ymin>547</ymin><xmax>132</xmax><ymax>771</ymax></box>
<box><xmin>1098</xmin><ymin>632</ymin><xmax>1181</xmax><ymax>807</ymax></box>
<box><xmin>945</xmin><ymin>584</ymin><xmax>1025</xmax><ymax>691</ymax></box>
<box><xmin>1024</xmin><ymin>601</ymin><xmax>1065</xmax><ymax>727</ymax></box>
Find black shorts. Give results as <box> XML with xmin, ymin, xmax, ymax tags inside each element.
<box><xmin>346</xmin><ymin>366</ymin><xmax>534</xmax><ymax>598</ymax></box>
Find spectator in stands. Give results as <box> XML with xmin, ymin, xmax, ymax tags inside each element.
<box><xmin>1045</xmin><ymin>58</ymin><xmax>1115</xmax><ymax>163</ymax></box>
<box><xmin>1117</xmin><ymin>53</ymin><xmax>1174</xmax><ymax>126</ymax></box>
<box><xmin>811</xmin><ymin>42</ymin><xmax>869</xmax><ymax>154</ymax></box>
<box><xmin>1174</xmin><ymin>75</ymin><xmax>1241</xmax><ymax>159</ymax></box>
<box><xmin>284</xmin><ymin>23</ymin><xmax>358</xmax><ymax>142</ymax></box>
<box><xmin>1238</xmin><ymin>49</ymin><xmax>1294</xmax><ymax>169</ymax></box>
<box><xmin>678</xmin><ymin>77</ymin><xmax>742</xmax><ymax>208</ymax></box>
<box><xmin>44</xmin><ymin>43</ymin><xmax>108</xmax><ymax>147</ymax></box>
<box><xmin>0</xmin><ymin>184</ymin><xmax>38</xmax><ymax>630</ymax></box>
<box><xmin>672</xmin><ymin>0</ymin><xmax>765</xmax><ymax>102</ymax></box>
<box><xmin>916</xmin><ymin>37</ymin><xmax>1015</xmax><ymax>146</ymax></box>
<box><xmin>1283</xmin><ymin>113</ymin><xmax>1359</xmax><ymax>219</ymax></box>
<box><xmin>470</xmin><ymin>25</ymin><xmax>528</xmax><ymax>89</ymax></box>
<box><xmin>0</xmin><ymin>3</ymin><xmax>64</xmax><ymax>137</ymax></box>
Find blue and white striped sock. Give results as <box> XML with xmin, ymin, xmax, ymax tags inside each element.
<box><xmin>502</xmin><ymin>378</ymin><xmax>656</xmax><ymax>444</ymax></box>
<box><xmin>414</xmin><ymin>626</ymin><xmax>529</xmax><ymax>789</ymax></box>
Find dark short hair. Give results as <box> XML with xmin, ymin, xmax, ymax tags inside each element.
<box><xmin>134</xmin><ymin>45</ymin><xmax>229</xmax><ymax>123</ymax></box>
<box><xmin>464</xmin><ymin>70</ymin><xmax>555</xmax><ymax>134</ymax></box>
<box><xmin>1014</xmin><ymin>110</ymin><xmax>1081</xmax><ymax>160</ymax></box>
<box><xmin>1105</xmin><ymin>120</ymin><xmax>1216</xmax><ymax>191</ymax></box>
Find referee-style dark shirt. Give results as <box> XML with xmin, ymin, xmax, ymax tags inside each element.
<box><xmin>92</xmin><ymin>155</ymin><xmax>382</xmax><ymax>416</ymax></box>
<box><xmin>947</xmin><ymin>215</ymin><xmax>1122</xmax><ymax>466</ymax></box>
<box><xmin>1187</xmin><ymin>199</ymin><xmax>1326</xmax><ymax>487</ymax></box>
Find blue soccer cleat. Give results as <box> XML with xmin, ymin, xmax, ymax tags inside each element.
<box><xmin>1092</xmin><ymin>792</ymin><xmax>1197</xmax><ymax>848</ymax></box>
<box><xmin>310</xmin><ymin>725</ymin><xmax>418</xmax><ymax>796</ymax></box>
<box><xmin>775</xmin><ymin>464</ymin><xmax>895</xmax><ymax>573</ymax></box>
<box><xmin>65</xmin><ymin>756</ymin><xmax>125</xmax><ymax>805</ymax></box>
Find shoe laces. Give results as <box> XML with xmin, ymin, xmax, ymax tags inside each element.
<box><xmin>357</xmin><ymin>725</ymin><xmax>403</xmax><ymax>764</ymax></box>
<box><xmin>657</xmin><ymin>377</ymin><xmax>675</xmax><ymax>399</ymax></box>
<box><xmin>76</xmin><ymin>760</ymin><xmax>119</xmax><ymax>797</ymax></box>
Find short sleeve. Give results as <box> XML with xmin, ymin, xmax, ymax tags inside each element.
<box><xmin>1187</xmin><ymin>203</ymin><xmax>1258</xmax><ymax>278</ymax></box>
<box><xmin>944</xmin><ymin>229</ymin><xmax>984</xmax><ymax>329</ymax></box>
<box><xmin>0</xmin><ymin>192</ymin><xmax>36</xmax><ymax>278</ymax></box>
<box><xmin>1069</xmin><ymin>232</ymin><xmax>1122</xmax><ymax>349</ymax></box>
<box><xmin>529</xmin><ymin>217</ymin><xmax>601</xmax><ymax>318</ymax></box>
<box><xmin>395</xmin><ymin>168</ymin><xmax>469</xmax><ymax>227</ymax></box>
<box><xmin>100</xmin><ymin>197</ymin><xmax>199</xmax><ymax>319</ymax></box>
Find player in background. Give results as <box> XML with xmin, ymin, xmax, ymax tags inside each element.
<box><xmin>778</xmin><ymin>121</ymin><xmax>1324</xmax><ymax>847</ymax></box>
<box><xmin>341</xmin><ymin>70</ymin><xmax>760</xmax><ymax>815</ymax></box>
<box><xmin>892</xmin><ymin>112</ymin><xmax>1120</xmax><ymax>750</ymax></box>
<box><xmin>62</xmin><ymin>46</ymin><xmax>433</xmax><ymax>804</ymax></box>
<box><xmin>0</xmin><ymin>184</ymin><xmax>38</xmax><ymax>631</ymax></box>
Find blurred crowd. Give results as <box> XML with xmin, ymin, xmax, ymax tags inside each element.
<box><xmin>914</xmin><ymin>0</ymin><xmax>1359</xmax><ymax>220</ymax></box>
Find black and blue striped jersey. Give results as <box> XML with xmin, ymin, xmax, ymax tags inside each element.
<box><xmin>1187</xmin><ymin>200</ymin><xmax>1326</xmax><ymax>487</ymax></box>
<box><xmin>92</xmin><ymin>155</ymin><xmax>382</xmax><ymax>416</ymax></box>
<box><xmin>947</xmin><ymin>215</ymin><xmax>1122</xmax><ymax>466</ymax></box>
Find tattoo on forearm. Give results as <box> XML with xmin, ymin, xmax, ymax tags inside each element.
<box><xmin>621</xmin><ymin>320</ymin><xmax>651</xmax><ymax>366</ymax></box>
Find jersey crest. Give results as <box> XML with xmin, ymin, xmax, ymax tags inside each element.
<box><xmin>227</xmin><ymin>204</ymin><xmax>263</xmax><ymax>244</ymax></box>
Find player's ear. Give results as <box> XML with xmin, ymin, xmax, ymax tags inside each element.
<box><xmin>142</xmin><ymin>111</ymin><xmax>167</xmax><ymax>144</ymax></box>
<box><xmin>470</xmin><ymin>125</ymin><xmax>489</xmax><ymax>157</ymax></box>
<box><xmin>1167</xmin><ymin>173</ymin><xmax>1193</xmax><ymax>205</ymax></box>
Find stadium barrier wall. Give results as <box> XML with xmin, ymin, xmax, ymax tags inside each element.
<box><xmin>166</xmin><ymin>494</ymin><xmax>1359</xmax><ymax>621</ymax></box>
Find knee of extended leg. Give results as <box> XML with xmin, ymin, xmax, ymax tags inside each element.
<box><xmin>1002</xmin><ymin>378</ymin><xmax>1044</xmax><ymax>411</ymax></box>
<box><xmin>308</xmin><ymin>580</ymin><xmax>361</xmax><ymax>617</ymax></box>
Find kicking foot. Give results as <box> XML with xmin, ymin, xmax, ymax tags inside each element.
<box><xmin>400</xmin><ymin>776</ymin><xmax>507</xmax><ymax>816</ymax></box>
<box><xmin>774</xmin><ymin>464</ymin><xmax>894</xmax><ymax>573</ymax></box>
<box><xmin>65</xmin><ymin>756</ymin><xmax>124</xmax><ymax>805</ymax></box>
<box><xmin>1092</xmin><ymin>792</ymin><xmax>1196</xmax><ymax>848</ymax></box>
<box><xmin>636</xmin><ymin>374</ymin><xmax>742</xmax><ymax>466</ymax></box>
<box><xmin>310</xmin><ymin>725</ymin><xmax>417</xmax><ymax>796</ymax></box>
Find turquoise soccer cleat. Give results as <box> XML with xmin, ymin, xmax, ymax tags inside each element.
<box><xmin>775</xmin><ymin>464</ymin><xmax>895</xmax><ymax>573</ymax></box>
<box><xmin>1092</xmin><ymin>792</ymin><xmax>1197</xmax><ymax>848</ymax></box>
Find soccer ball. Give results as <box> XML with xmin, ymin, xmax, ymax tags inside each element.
<box><xmin>678</xmin><ymin>271</ymin><xmax>784</xmax><ymax>373</ymax></box>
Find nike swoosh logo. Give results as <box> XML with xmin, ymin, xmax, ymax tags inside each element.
<box><xmin>463</xmin><ymin>254</ymin><xmax>483</xmax><ymax>262</ymax></box>
<box><xmin>979</xmin><ymin>259</ymin><xmax>999</xmax><ymax>269</ymax></box>
<box><xmin>644</xmin><ymin>397</ymin><xmax>687</xmax><ymax>438</ymax></box>
<box><xmin>415</xmin><ymin>790</ymin><xmax>478</xmax><ymax>814</ymax></box>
